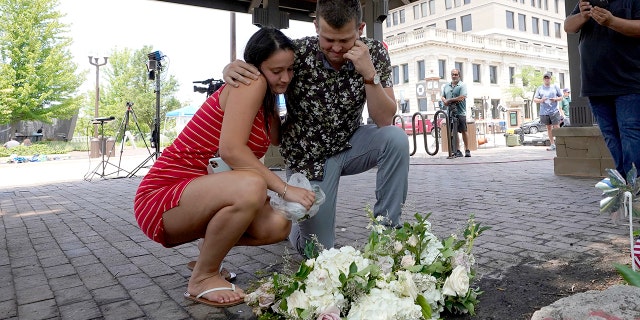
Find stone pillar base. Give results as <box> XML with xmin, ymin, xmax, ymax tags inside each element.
<box><xmin>553</xmin><ymin>126</ymin><xmax>614</xmax><ymax>177</ymax></box>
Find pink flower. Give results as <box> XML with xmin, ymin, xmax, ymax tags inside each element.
<box><xmin>317</xmin><ymin>306</ymin><xmax>340</xmax><ymax>320</ymax></box>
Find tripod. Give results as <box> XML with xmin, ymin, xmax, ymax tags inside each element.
<box><xmin>83</xmin><ymin>117</ymin><xmax>121</xmax><ymax>181</ymax></box>
<box><xmin>128</xmin><ymin>55</ymin><xmax>163</xmax><ymax>177</ymax></box>
<box><xmin>111</xmin><ymin>102</ymin><xmax>153</xmax><ymax>176</ymax></box>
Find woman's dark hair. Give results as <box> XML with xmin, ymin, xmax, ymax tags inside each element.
<box><xmin>244</xmin><ymin>27</ymin><xmax>294</xmax><ymax>133</ymax></box>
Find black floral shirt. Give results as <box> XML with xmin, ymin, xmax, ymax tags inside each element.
<box><xmin>280</xmin><ymin>36</ymin><xmax>392</xmax><ymax>180</ymax></box>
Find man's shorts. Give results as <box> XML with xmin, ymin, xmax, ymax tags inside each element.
<box><xmin>455</xmin><ymin>114</ymin><xmax>467</xmax><ymax>133</ymax></box>
<box><xmin>540</xmin><ymin>112</ymin><xmax>562</xmax><ymax>126</ymax></box>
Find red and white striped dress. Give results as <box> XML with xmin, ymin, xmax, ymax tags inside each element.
<box><xmin>133</xmin><ymin>84</ymin><xmax>271</xmax><ymax>246</ymax></box>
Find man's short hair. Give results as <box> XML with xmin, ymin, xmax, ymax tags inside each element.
<box><xmin>316</xmin><ymin>0</ymin><xmax>362</xmax><ymax>28</ymax></box>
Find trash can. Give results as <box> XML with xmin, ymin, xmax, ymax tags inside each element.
<box><xmin>90</xmin><ymin>137</ymin><xmax>101</xmax><ymax>158</ymax></box>
<box><xmin>505</xmin><ymin>133</ymin><xmax>520</xmax><ymax>147</ymax></box>
<box><xmin>105</xmin><ymin>137</ymin><xmax>116</xmax><ymax>157</ymax></box>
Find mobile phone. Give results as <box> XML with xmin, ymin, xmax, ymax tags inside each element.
<box><xmin>207</xmin><ymin>157</ymin><xmax>232</xmax><ymax>174</ymax></box>
<box><xmin>588</xmin><ymin>0</ymin><xmax>609</xmax><ymax>8</ymax></box>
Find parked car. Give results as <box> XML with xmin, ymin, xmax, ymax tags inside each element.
<box><xmin>514</xmin><ymin>118</ymin><xmax>547</xmax><ymax>134</ymax></box>
<box><xmin>394</xmin><ymin>114</ymin><xmax>443</xmax><ymax>137</ymax></box>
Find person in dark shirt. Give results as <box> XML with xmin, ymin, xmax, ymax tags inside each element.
<box><xmin>565</xmin><ymin>0</ymin><xmax>640</xmax><ymax>178</ymax></box>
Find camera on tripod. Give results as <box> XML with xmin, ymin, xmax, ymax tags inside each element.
<box><xmin>193</xmin><ymin>78</ymin><xmax>224</xmax><ymax>97</ymax></box>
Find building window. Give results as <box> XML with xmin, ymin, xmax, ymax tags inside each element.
<box><xmin>392</xmin><ymin>65</ymin><xmax>399</xmax><ymax>84</ymax></box>
<box><xmin>544</xmin><ymin>0</ymin><xmax>549</xmax><ymax>10</ymax></box>
<box><xmin>455</xmin><ymin>61</ymin><xmax>464</xmax><ymax>79</ymax></box>
<box><xmin>399</xmin><ymin>9</ymin><xmax>405</xmax><ymax>24</ymax></box>
<box><xmin>420</xmin><ymin>2</ymin><xmax>428</xmax><ymax>17</ymax></box>
<box><xmin>464</xmin><ymin>0</ymin><xmax>471</xmax><ymax>4</ymax></box>
<box><xmin>489</xmin><ymin>65</ymin><xmax>497</xmax><ymax>84</ymax></box>
<box><xmin>554</xmin><ymin>22</ymin><xmax>562</xmax><ymax>38</ymax></box>
<box><xmin>472</xmin><ymin>63</ymin><xmax>481</xmax><ymax>83</ymax></box>
<box><xmin>531</xmin><ymin>0</ymin><xmax>535</xmax><ymax>6</ymax></box>
<box><xmin>413</xmin><ymin>5</ymin><xmax>419</xmax><ymax>20</ymax></box>
<box><xmin>554</xmin><ymin>0</ymin><xmax>559</xmax><ymax>13</ymax></box>
<box><xmin>455</xmin><ymin>0</ymin><xmax>461</xmax><ymax>7</ymax></box>
<box><xmin>506</xmin><ymin>11</ymin><xmax>514</xmax><ymax>29</ymax></box>
<box><xmin>438</xmin><ymin>59</ymin><xmax>446</xmax><ymax>79</ymax></box>
<box><xmin>392</xmin><ymin>11</ymin><xmax>398</xmax><ymax>25</ymax></box>
<box><xmin>386</xmin><ymin>19</ymin><xmax>391</xmax><ymax>28</ymax></box>
<box><xmin>446</xmin><ymin>18</ymin><xmax>456</xmax><ymax>31</ymax></box>
<box><xmin>509</xmin><ymin>66</ymin><xmax>515</xmax><ymax>84</ymax></box>
<box><xmin>418</xmin><ymin>98</ymin><xmax>428</xmax><ymax>112</ymax></box>
<box><xmin>402</xmin><ymin>63</ymin><xmax>409</xmax><ymax>83</ymax></box>
<box><xmin>461</xmin><ymin>14</ymin><xmax>472</xmax><ymax>32</ymax></box>
<box><xmin>417</xmin><ymin>60</ymin><xmax>425</xmax><ymax>80</ymax></box>
<box><xmin>543</xmin><ymin>20</ymin><xmax>550</xmax><ymax>36</ymax></box>
<box><xmin>532</xmin><ymin>17</ymin><xmax>539</xmax><ymax>34</ymax></box>
<box><xmin>518</xmin><ymin>14</ymin><xmax>526</xmax><ymax>32</ymax></box>
<box><xmin>427</xmin><ymin>23</ymin><xmax>436</xmax><ymax>28</ymax></box>
<box><xmin>559</xmin><ymin>72</ymin><xmax>565</xmax><ymax>89</ymax></box>
<box><xmin>429</xmin><ymin>0</ymin><xmax>436</xmax><ymax>15</ymax></box>
<box><xmin>445</xmin><ymin>0</ymin><xmax>452</xmax><ymax>10</ymax></box>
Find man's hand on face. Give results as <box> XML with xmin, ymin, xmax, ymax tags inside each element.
<box><xmin>223</xmin><ymin>60</ymin><xmax>261</xmax><ymax>87</ymax></box>
<box><xmin>343</xmin><ymin>39</ymin><xmax>376</xmax><ymax>81</ymax></box>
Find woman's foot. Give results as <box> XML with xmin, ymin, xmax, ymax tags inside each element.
<box><xmin>187</xmin><ymin>273</ymin><xmax>245</xmax><ymax>305</ymax></box>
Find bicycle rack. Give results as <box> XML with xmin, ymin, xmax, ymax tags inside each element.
<box><xmin>392</xmin><ymin>110</ymin><xmax>457</xmax><ymax>158</ymax></box>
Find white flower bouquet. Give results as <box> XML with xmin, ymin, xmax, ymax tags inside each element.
<box><xmin>245</xmin><ymin>210</ymin><xmax>489</xmax><ymax>319</ymax></box>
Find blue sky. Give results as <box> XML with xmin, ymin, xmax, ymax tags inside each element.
<box><xmin>58</xmin><ymin>0</ymin><xmax>315</xmax><ymax>105</ymax></box>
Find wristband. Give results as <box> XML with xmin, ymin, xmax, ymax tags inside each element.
<box><xmin>280</xmin><ymin>183</ymin><xmax>288</xmax><ymax>199</ymax></box>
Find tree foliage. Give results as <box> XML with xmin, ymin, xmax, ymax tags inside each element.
<box><xmin>505</xmin><ymin>66</ymin><xmax>544</xmax><ymax>101</ymax></box>
<box><xmin>77</xmin><ymin>45</ymin><xmax>181</xmax><ymax>138</ymax></box>
<box><xmin>0</xmin><ymin>0</ymin><xmax>84</xmax><ymax>129</ymax></box>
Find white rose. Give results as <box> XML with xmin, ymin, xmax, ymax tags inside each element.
<box><xmin>442</xmin><ymin>265</ymin><xmax>470</xmax><ymax>297</ymax></box>
<box><xmin>394</xmin><ymin>241</ymin><xmax>403</xmax><ymax>252</ymax></box>
<box><xmin>286</xmin><ymin>290</ymin><xmax>311</xmax><ymax>315</ymax></box>
<box><xmin>400</xmin><ymin>255</ymin><xmax>415</xmax><ymax>268</ymax></box>
<box><xmin>407</xmin><ymin>235</ymin><xmax>418</xmax><ymax>247</ymax></box>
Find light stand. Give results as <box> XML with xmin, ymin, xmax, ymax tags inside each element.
<box><xmin>128</xmin><ymin>51</ymin><xmax>164</xmax><ymax>178</ymax></box>
<box><xmin>112</xmin><ymin>102</ymin><xmax>153</xmax><ymax>176</ymax></box>
<box><xmin>83</xmin><ymin>116</ymin><xmax>120</xmax><ymax>181</ymax></box>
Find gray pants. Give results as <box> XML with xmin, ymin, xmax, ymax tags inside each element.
<box><xmin>288</xmin><ymin>124</ymin><xmax>410</xmax><ymax>256</ymax></box>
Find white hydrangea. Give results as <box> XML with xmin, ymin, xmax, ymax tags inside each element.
<box><xmin>419</xmin><ymin>232</ymin><xmax>443</xmax><ymax>266</ymax></box>
<box><xmin>347</xmin><ymin>288</ymin><xmax>422</xmax><ymax>320</ymax></box>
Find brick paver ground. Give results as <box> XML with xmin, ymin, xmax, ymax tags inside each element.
<box><xmin>0</xmin><ymin>142</ymin><xmax>630</xmax><ymax>319</ymax></box>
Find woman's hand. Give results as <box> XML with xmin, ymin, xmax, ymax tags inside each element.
<box><xmin>283</xmin><ymin>185</ymin><xmax>316</xmax><ymax>211</ymax></box>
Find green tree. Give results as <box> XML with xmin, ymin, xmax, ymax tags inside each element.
<box><xmin>0</xmin><ymin>0</ymin><xmax>84</xmax><ymax>130</ymax></box>
<box><xmin>78</xmin><ymin>46</ymin><xmax>181</xmax><ymax>139</ymax></box>
<box><xmin>505</xmin><ymin>66</ymin><xmax>544</xmax><ymax>101</ymax></box>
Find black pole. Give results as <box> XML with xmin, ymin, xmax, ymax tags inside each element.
<box><xmin>154</xmin><ymin>67</ymin><xmax>161</xmax><ymax>158</ymax></box>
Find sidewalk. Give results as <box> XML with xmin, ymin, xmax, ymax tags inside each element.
<box><xmin>0</xmin><ymin>141</ymin><xmax>631</xmax><ymax>319</ymax></box>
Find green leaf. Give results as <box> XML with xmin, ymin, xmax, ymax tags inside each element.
<box><xmin>416</xmin><ymin>294</ymin><xmax>432</xmax><ymax>319</ymax></box>
<box><xmin>614</xmin><ymin>263</ymin><xmax>640</xmax><ymax>287</ymax></box>
<box><xmin>349</xmin><ymin>262</ymin><xmax>358</xmax><ymax>275</ymax></box>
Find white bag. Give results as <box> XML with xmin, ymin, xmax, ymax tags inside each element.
<box><xmin>270</xmin><ymin>173</ymin><xmax>325</xmax><ymax>222</ymax></box>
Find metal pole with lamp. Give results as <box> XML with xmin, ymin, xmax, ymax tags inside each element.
<box><xmin>88</xmin><ymin>56</ymin><xmax>108</xmax><ymax>138</ymax></box>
